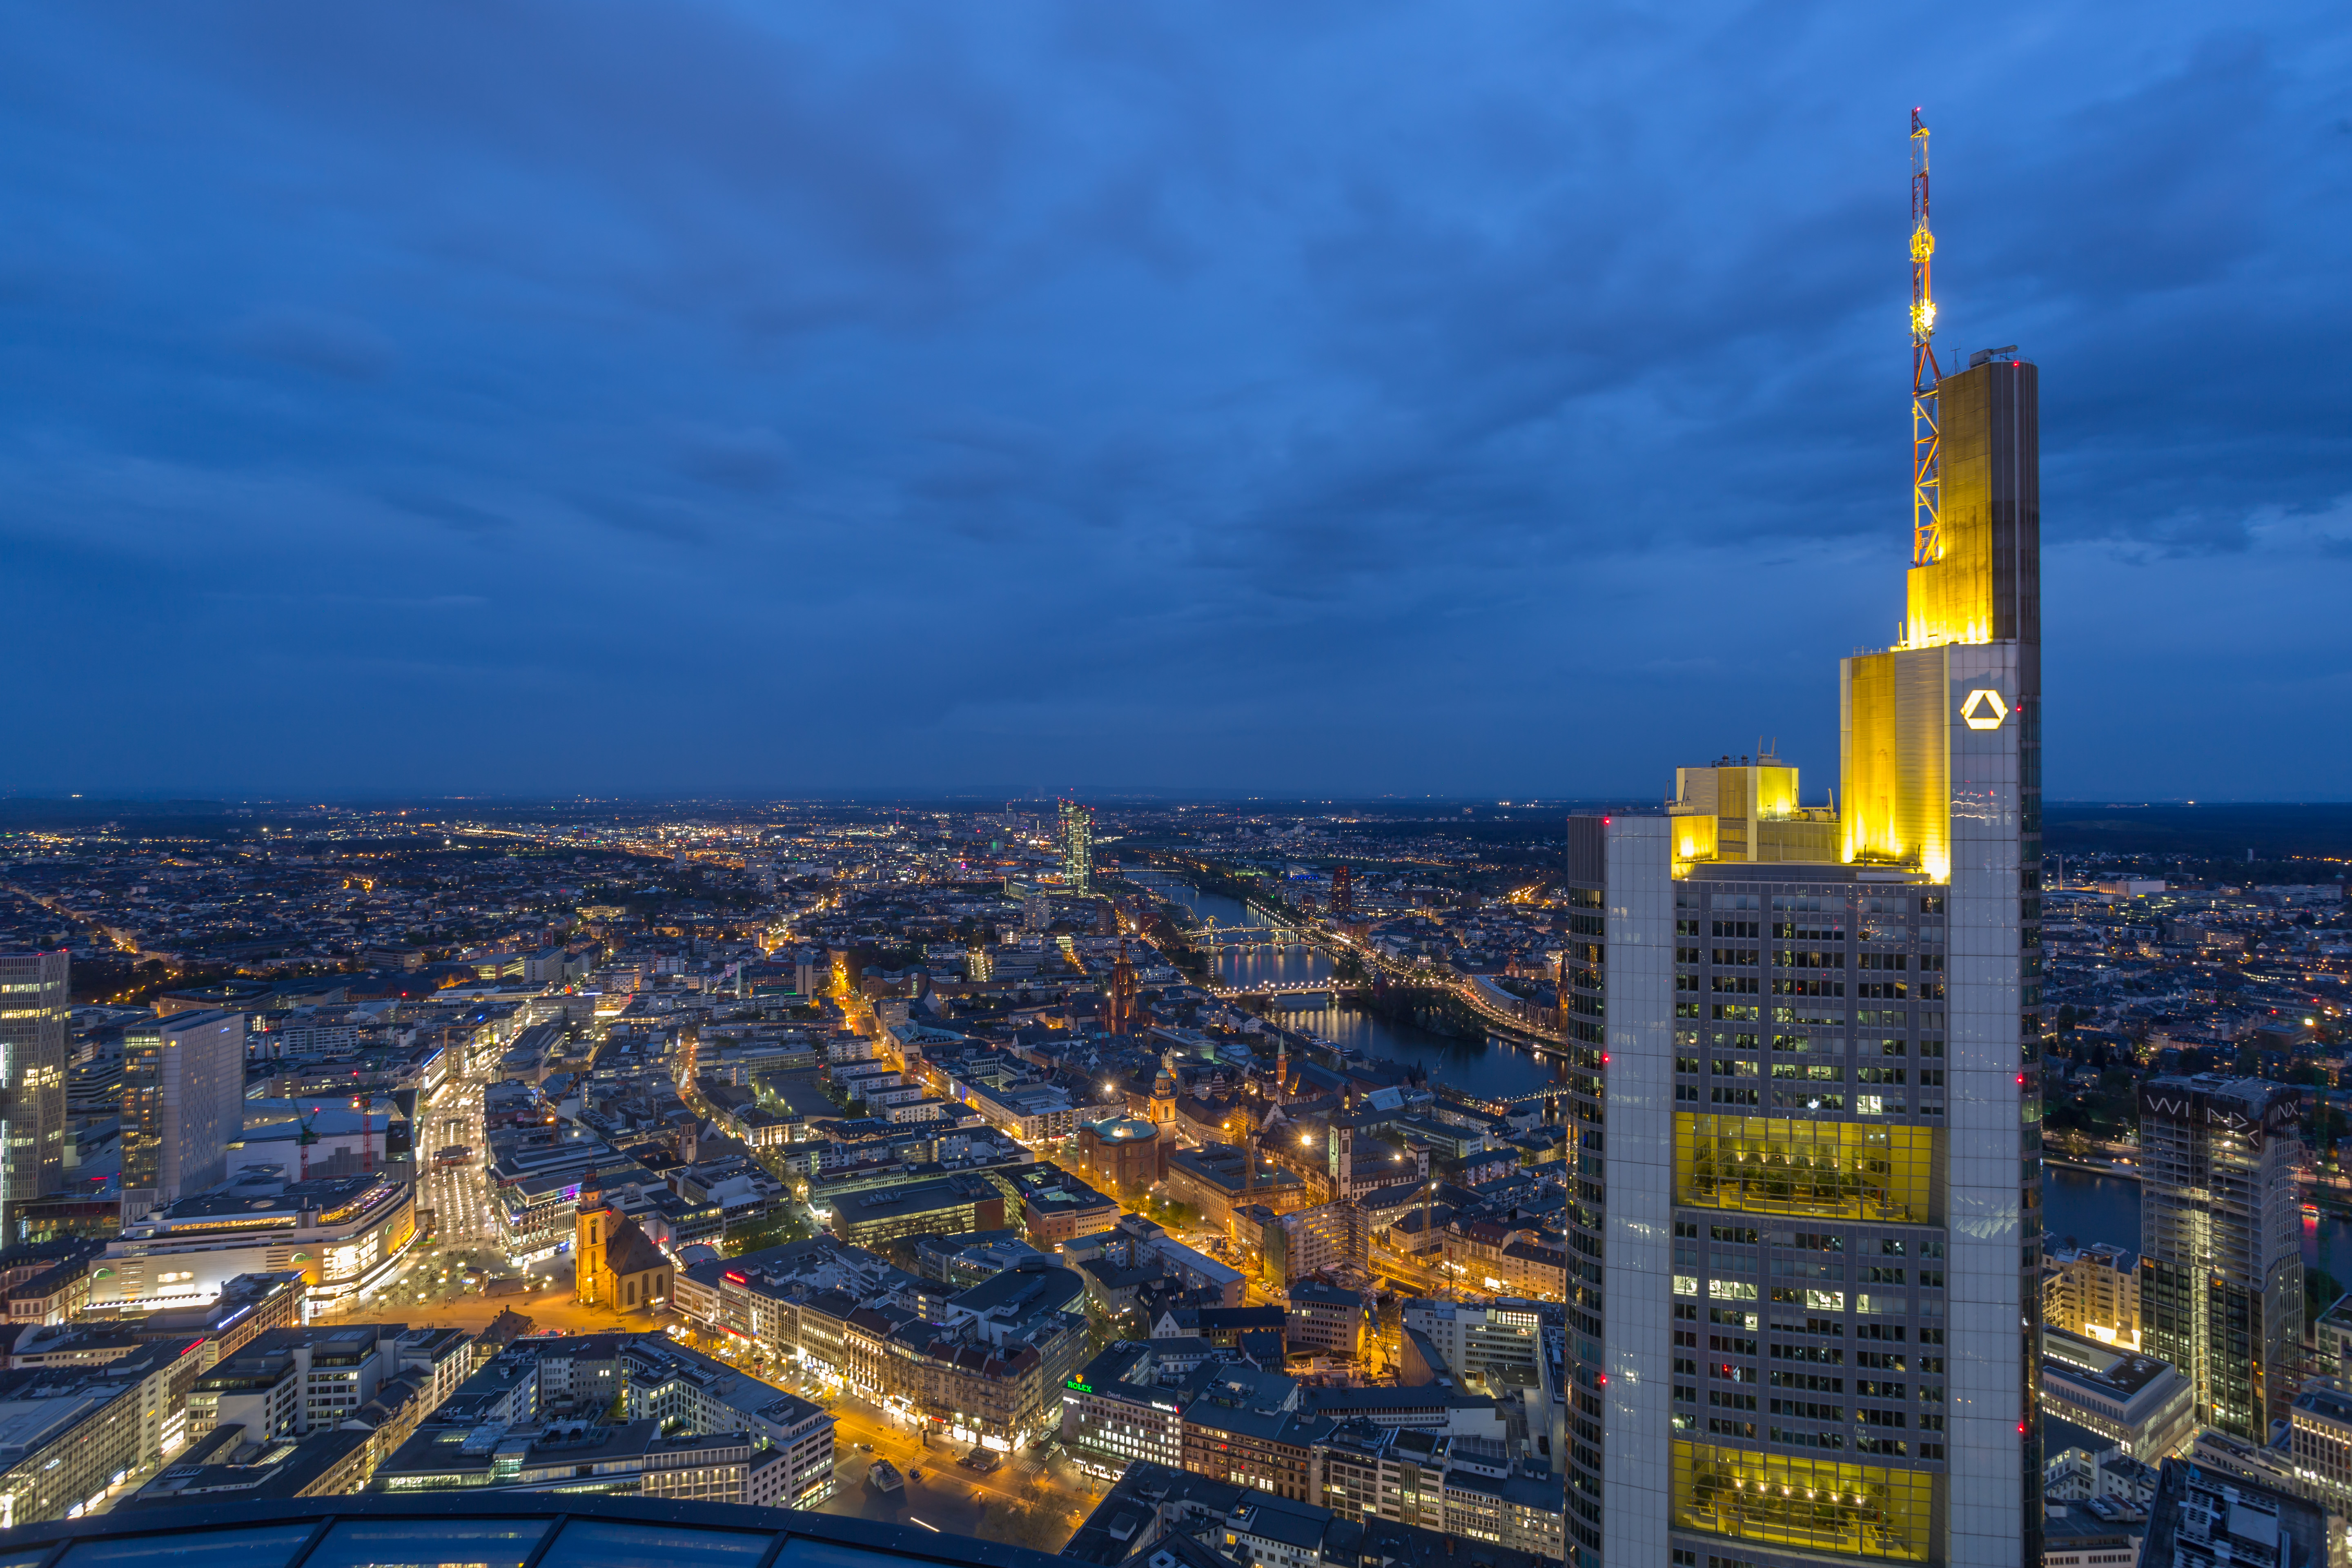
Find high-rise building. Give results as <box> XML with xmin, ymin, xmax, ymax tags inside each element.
<box><xmin>121</xmin><ymin>1007</ymin><xmax>247</xmax><ymax>1217</ymax></box>
<box><xmin>1060</xmin><ymin>799</ymin><xmax>1094</xmax><ymax>893</ymax></box>
<box><xmin>0</xmin><ymin>950</ymin><xmax>69</xmax><ymax>1236</ymax></box>
<box><xmin>2136</xmin><ymin>1074</ymin><xmax>2302</xmax><ymax>1439</ymax></box>
<box><xmin>1585</xmin><ymin>352</ymin><xmax>2044</xmax><ymax>1568</ymax></box>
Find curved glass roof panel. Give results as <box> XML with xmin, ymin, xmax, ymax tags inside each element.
<box><xmin>58</xmin><ymin>1524</ymin><xmax>320</xmax><ymax>1568</ymax></box>
<box><xmin>537</xmin><ymin>1519</ymin><xmax>775</xmax><ymax>1568</ymax></box>
<box><xmin>302</xmin><ymin>1518</ymin><xmax>552</xmax><ymax>1568</ymax></box>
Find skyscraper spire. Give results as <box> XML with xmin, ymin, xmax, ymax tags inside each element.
<box><xmin>1909</xmin><ymin>108</ymin><xmax>1944</xmax><ymax>573</ymax></box>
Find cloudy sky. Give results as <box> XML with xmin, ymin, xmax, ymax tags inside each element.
<box><xmin>4</xmin><ymin>3</ymin><xmax>2347</xmax><ymax>799</ymax></box>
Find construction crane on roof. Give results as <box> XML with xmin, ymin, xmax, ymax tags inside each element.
<box><xmin>1910</xmin><ymin>108</ymin><xmax>1943</xmax><ymax>568</ymax></box>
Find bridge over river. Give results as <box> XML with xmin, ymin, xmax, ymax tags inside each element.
<box><xmin>1208</xmin><ymin>978</ymin><xmax>1344</xmax><ymax>1000</ymax></box>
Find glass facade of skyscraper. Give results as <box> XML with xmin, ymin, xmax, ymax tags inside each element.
<box><xmin>1583</xmin><ymin>355</ymin><xmax>2044</xmax><ymax>1568</ymax></box>
<box><xmin>2136</xmin><ymin>1074</ymin><xmax>2302</xmax><ymax>1440</ymax></box>
<box><xmin>0</xmin><ymin>949</ymin><xmax>68</xmax><ymax>1236</ymax></box>
<box><xmin>1060</xmin><ymin>800</ymin><xmax>1094</xmax><ymax>894</ymax></box>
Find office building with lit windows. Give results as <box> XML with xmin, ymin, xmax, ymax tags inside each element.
<box><xmin>121</xmin><ymin>1005</ymin><xmax>247</xmax><ymax>1216</ymax></box>
<box><xmin>1578</xmin><ymin>352</ymin><xmax>2045</xmax><ymax>1568</ymax></box>
<box><xmin>0</xmin><ymin>949</ymin><xmax>69</xmax><ymax>1230</ymax></box>
<box><xmin>91</xmin><ymin>1170</ymin><xmax>417</xmax><ymax>1309</ymax></box>
<box><xmin>1060</xmin><ymin>799</ymin><xmax>1094</xmax><ymax>894</ymax></box>
<box><xmin>2136</xmin><ymin>1074</ymin><xmax>2302</xmax><ymax>1440</ymax></box>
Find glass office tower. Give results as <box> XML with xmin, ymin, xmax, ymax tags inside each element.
<box><xmin>2136</xmin><ymin>1074</ymin><xmax>2302</xmax><ymax>1440</ymax></box>
<box><xmin>1060</xmin><ymin>800</ymin><xmax>1094</xmax><ymax>894</ymax></box>
<box><xmin>120</xmin><ymin>1006</ymin><xmax>248</xmax><ymax>1217</ymax></box>
<box><xmin>1588</xmin><ymin>354</ymin><xmax>2043</xmax><ymax>1568</ymax></box>
<box><xmin>0</xmin><ymin>949</ymin><xmax>69</xmax><ymax>1236</ymax></box>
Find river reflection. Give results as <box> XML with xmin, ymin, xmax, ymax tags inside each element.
<box><xmin>2043</xmin><ymin>1165</ymin><xmax>2352</xmax><ymax>1285</ymax></box>
<box><xmin>1126</xmin><ymin>871</ymin><xmax>1569</xmax><ymax>1102</ymax></box>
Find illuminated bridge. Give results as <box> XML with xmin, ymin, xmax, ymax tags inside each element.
<box><xmin>1207</xmin><ymin>979</ymin><xmax>1337</xmax><ymax>1001</ymax></box>
<box><xmin>1189</xmin><ymin>917</ymin><xmax>1310</xmax><ymax>949</ymax></box>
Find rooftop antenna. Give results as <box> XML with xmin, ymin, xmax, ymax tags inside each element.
<box><xmin>1910</xmin><ymin>108</ymin><xmax>1944</xmax><ymax>570</ymax></box>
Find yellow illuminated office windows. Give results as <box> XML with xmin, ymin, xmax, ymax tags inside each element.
<box><xmin>1673</xmin><ymin>1113</ymin><xmax>1933</xmax><ymax>1223</ymax></box>
<box><xmin>1673</xmin><ymin>1441</ymin><xmax>1932</xmax><ymax>1562</ymax></box>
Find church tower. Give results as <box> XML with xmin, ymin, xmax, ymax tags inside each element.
<box><xmin>1150</xmin><ymin>1049</ymin><xmax>1177</xmax><ymax>1125</ymax></box>
<box><xmin>574</xmin><ymin>1180</ymin><xmax>609</xmax><ymax>1305</ymax></box>
<box><xmin>1102</xmin><ymin>938</ymin><xmax>1140</xmax><ymax>1034</ymax></box>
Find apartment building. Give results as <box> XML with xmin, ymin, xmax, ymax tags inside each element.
<box><xmin>2045</xmin><ymin>1241</ymin><xmax>2140</xmax><ymax>1348</ymax></box>
<box><xmin>0</xmin><ymin>1336</ymin><xmax>210</xmax><ymax>1529</ymax></box>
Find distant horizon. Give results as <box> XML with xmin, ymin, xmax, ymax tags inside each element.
<box><xmin>6</xmin><ymin>790</ymin><xmax>2352</xmax><ymax>808</ymax></box>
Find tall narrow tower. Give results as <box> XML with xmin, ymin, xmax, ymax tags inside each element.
<box><xmin>1586</xmin><ymin>114</ymin><xmax>2043</xmax><ymax>1568</ymax></box>
<box><xmin>575</xmin><ymin>1179</ymin><xmax>610</xmax><ymax>1305</ymax></box>
<box><xmin>1060</xmin><ymin>799</ymin><xmax>1095</xmax><ymax>894</ymax></box>
<box><xmin>1102</xmin><ymin>938</ymin><xmax>1139</xmax><ymax>1035</ymax></box>
<box><xmin>0</xmin><ymin>950</ymin><xmax>68</xmax><ymax>1232</ymax></box>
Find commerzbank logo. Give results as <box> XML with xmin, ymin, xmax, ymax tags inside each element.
<box><xmin>1960</xmin><ymin>689</ymin><xmax>2009</xmax><ymax>731</ymax></box>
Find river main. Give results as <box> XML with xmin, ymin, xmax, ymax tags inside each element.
<box><xmin>1127</xmin><ymin>871</ymin><xmax>1570</xmax><ymax>1103</ymax></box>
<box><xmin>2045</xmin><ymin>1166</ymin><xmax>2352</xmax><ymax>1286</ymax></box>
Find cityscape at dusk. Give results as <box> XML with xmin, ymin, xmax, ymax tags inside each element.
<box><xmin>2</xmin><ymin>6</ymin><xmax>2349</xmax><ymax>1568</ymax></box>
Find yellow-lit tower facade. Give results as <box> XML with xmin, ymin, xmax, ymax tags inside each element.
<box><xmin>1575</xmin><ymin>114</ymin><xmax>2042</xmax><ymax>1568</ymax></box>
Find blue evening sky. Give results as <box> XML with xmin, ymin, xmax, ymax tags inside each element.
<box><xmin>3</xmin><ymin>4</ymin><xmax>2347</xmax><ymax>799</ymax></box>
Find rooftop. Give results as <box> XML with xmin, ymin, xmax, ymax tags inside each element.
<box><xmin>0</xmin><ymin>1490</ymin><xmax>1065</xmax><ymax>1568</ymax></box>
<box><xmin>2042</xmin><ymin>1326</ymin><xmax>2183</xmax><ymax>1406</ymax></box>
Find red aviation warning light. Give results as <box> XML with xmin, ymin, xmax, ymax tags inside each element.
<box><xmin>1909</xmin><ymin>109</ymin><xmax>1943</xmax><ymax>569</ymax></box>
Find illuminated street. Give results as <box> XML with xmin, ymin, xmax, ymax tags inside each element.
<box><xmin>810</xmin><ymin>1388</ymin><xmax>1098</xmax><ymax>1550</ymax></box>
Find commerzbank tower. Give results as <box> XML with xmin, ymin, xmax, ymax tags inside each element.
<box><xmin>1557</xmin><ymin>114</ymin><xmax>2045</xmax><ymax>1568</ymax></box>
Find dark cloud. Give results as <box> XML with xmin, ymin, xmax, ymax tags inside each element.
<box><xmin>229</xmin><ymin>305</ymin><xmax>397</xmax><ymax>379</ymax></box>
<box><xmin>0</xmin><ymin>2</ymin><xmax>2345</xmax><ymax>797</ymax></box>
<box><xmin>673</xmin><ymin>425</ymin><xmax>791</xmax><ymax>492</ymax></box>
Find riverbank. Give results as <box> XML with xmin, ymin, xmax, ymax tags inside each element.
<box><xmin>2045</xmin><ymin>1165</ymin><xmax>2352</xmax><ymax>1291</ymax></box>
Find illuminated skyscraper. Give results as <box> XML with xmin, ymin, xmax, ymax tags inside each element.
<box><xmin>0</xmin><ymin>949</ymin><xmax>68</xmax><ymax>1236</ymax></box>
<box><xmin>1579</xmin><ymin>351</ymin><xmax>2043</xmax><ymax>1568</ymax></box>
<box><xmin>1060</xmin><ymin>799</ymin><xmax>1094</xmax><ymax>894</ymax></box>
<box><xmin>2136</xmin><ymin>1074</ymin><xmax>2302</xmax><ymax>1439</ymax></box>
<box><xmin>122</xmin><ymin>1006</ymin><xmax>247</xmax><ymax>1218</ymax></box>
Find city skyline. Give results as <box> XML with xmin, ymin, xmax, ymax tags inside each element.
<box><xmin>4</xmin><ymin>4</ymin><xmax>2349</xmax><ymax>800</ymax></box>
